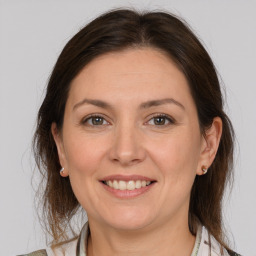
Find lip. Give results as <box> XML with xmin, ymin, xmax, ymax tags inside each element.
<box><xmin>99</xmin><ymin>174</ymin><xmax>157</xmax><ymax>199</ymax></box>
<box><xmin>100</xmin><ymin>174</ymin><xmax>155</xmax><ymax>182</ymax></box>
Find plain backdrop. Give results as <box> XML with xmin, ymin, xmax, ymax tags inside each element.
<box><xmin>0</xmin><ymin>1</ymin><xmax>255</xmax><ymax>255</ymax></box>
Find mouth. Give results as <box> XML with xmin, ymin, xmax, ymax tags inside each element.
<box><xmin>101</xmin><ymin>180</ymin><xmax>156</xmax><ymax>191</ymax></box>
<box><xmin>99</xmin><ymin>175</ymin><xmax>157</xmax><ymax>198</ymax></box>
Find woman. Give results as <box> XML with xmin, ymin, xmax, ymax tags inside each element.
<box><xmin>21</xmin><ymin>8</ymin><xmax>240</xmax><ymax>256</ymax></box>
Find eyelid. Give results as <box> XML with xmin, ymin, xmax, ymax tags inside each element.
<box><xmin>145</xmin><ymin>113</ymin><xmax>176</xmax><ymax>126</ymax></box>
<box><xmin>80</xmin><ymin>113</ymin><xmax>175</xmax><ymax>126</ymax></box>
<box><xmin>81</xmin><ymin>113</ymin><xmax>111</xmax><ymax>126</ymax></box>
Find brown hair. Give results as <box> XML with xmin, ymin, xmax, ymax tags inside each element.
<box><xmin>34</xmin><ymin>8</ymin><xmax>234</xmax><ymax>251</ymax></box>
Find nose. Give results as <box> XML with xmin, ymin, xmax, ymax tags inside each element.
<box><xmin>109</xmin><ymin>123</ymin><xmax>146</xmax><ymax>166</ymax></box>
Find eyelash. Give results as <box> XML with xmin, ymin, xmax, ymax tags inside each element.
<box><xmin>146</xmin><ymin>113</ymin><xmax>175</xmax><ymax>126</ymax></box>
<box><xmin>81</xmin><ymin>113</ymin><xmax>175</xmax><ymax>127</ymax></box>
<box><xmin>81</xmin><ymin>114</ymin><xmax>110</xmax><ymax>126</ymax></box>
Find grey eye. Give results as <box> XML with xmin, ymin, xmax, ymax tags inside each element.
<box><xmin>147</xmin><ymin>115</ymin><xmax>173</xmax><ymax>126</ymax></box>
<box><xmin>91</xmin><ymin>117</ymin><xmax>104</xmax><ymax>125</ymax></box>
<box><xmin>83</xmin><ymin>116</ymin><xmax>108</xmax><ymax>126</ymax></box>
<box><xmin>153</xmin><ymin>117</ymin><xmax>167</xmax><ymax>125</ymax></box>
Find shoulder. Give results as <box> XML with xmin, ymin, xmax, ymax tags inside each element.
<box><xmin>18</xmin><ymin>238</ymin><xmax>78</xmax><ymax>256</ymax></box>
<box><xmin>198</xmin><ymin>225</ymin><xmax>241</xmax><ymax>256</ymax></box>
<box><xmin>17</xmin><ymin>249</ymin><xmax>48</xmax><ymax>256</ymax></box>
<box><xmin>19</xmin><ymin>222</ymin><xmax>89</xmax><ymax>256</ymax></box>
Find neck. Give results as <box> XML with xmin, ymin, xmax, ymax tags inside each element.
<box><xmin>87</xmin><ymin>215</ymin><xmax>196</xmax><ymax>256</ymax></box>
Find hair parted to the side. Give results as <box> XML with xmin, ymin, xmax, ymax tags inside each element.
<box><xmin>33</xmin><ymin>8</ymin><xmax>234</xmax><ymax>251</ymax></box>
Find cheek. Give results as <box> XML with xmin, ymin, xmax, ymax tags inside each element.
<box><xmin>148</xmin><ymin>128</ymin><xmax>202</xmax><ymax>179</ymax></box>
<box><xmin>63</xmin><ymin>131</ymin><xmax>108</xmax><ymax>177</ymax></box>
<box><xmin>62</xmin><ymin>132</ymin><xmax>110</xmax><ymax>211</ymax></box>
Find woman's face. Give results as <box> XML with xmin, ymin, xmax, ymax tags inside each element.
<box><xmin>53</xmin><ymin>48</ymin><xmax>214</xmax><ymax>231</ymax></box>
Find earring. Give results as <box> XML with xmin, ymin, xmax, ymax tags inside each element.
<box><xmin>60</xmin><ymin>167</ymin><xmax>65</xmax><ymax>176</ymax></box>
<box><xmin>202</xmin><ymin>166</ymin><xmax>208</xmax><ymax>175</ymax></box>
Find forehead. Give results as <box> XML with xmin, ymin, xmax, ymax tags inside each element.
<box><xmin>68</xmin><ymin>48</ymin><xmax>194</xmax><ymax>108</ymax></box>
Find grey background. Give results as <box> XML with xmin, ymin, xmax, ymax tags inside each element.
<box><xmin>0</xmin><ymin>1</ymin><xmax>255</xmax><ymax>255</ymax></box>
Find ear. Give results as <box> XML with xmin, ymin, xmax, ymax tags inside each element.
<box><xmin>196</xmin><ymin>117</ymin><xmax>222</xmax><ymax>175</ymax></box>
<box><xmin>51</xmin><ymin>123</ymin><xmax>69</xmax><ymax>177</ymax></box>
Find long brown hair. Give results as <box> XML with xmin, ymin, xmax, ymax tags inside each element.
<box><xmin>34</xmin><ymin>8</ymin><xmax>234</xmax><ymax>250</ymax></box>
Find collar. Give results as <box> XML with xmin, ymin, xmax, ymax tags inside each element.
<box><xmin>76</xmin><ymin>222</ymin><xmax>89</xmax><ymax>256</ymax></box>
<box><xmin>75</xmin><ymin>222</ymin><xmax>226</xmax><ymax>256</ymax></box>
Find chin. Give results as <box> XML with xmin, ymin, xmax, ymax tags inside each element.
<box><xmin>101</xmin><ymin>207</ymin><xmax>156</xmax><ymax>231</ymax></box>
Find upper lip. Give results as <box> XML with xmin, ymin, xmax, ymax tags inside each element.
<box><xmin>100</xmin><ymin>175</ymin><xmax>156</xmax><ymax>182</ymax></box>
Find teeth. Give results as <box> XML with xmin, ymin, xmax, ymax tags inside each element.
<box><xmin>113</xmin><ymin>180</ymin><xmax>118</xmax><ymax>189</ymax></box>
<box><xmin>135</xmin><ymin>180</ymin><xmax>141</xmax><ymax>189</ymax></box>
<box><xmin>119</xmin><ymin>181</ymin><xmax>126</xmax><ymax>190</ymax></box>
<box><xmin>104</xmin><ymin>180</ymin><xmax>153</xmax><ymax>190</ymax></box>
<box><xmin>127</xmin><ymin>181</ymin><xmax>135</xmax><ymax>190</ymax></box>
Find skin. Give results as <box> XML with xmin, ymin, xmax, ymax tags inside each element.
<box><xmin>52</xmin><ymin>48</ymin><xmax>222</xmax><ymax>256</ymax></box>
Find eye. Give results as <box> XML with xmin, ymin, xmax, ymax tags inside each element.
<box><xmin>82</xmin><ymin>115</ymin><xmax>109</xmax><ymax>126</ymax></box>
<box><xmin>147</xmin><ymin>114</ymin><xmax>175</xmax><ymax>126</ymax></box>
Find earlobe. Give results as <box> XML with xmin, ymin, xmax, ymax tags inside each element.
<box><xmin>60</xmin><ymin>167</ymin><xmax>69</xmax><ymax>177</ymax></box>
<box><xmin>51</xmin><ymin>123</ymin><xmax>69</xmax><ymax>176</ymax></box>
<box><xmin>197</xmin><ymin>117</ymin><xmax>222</xmax><ymax>175</ymax></box>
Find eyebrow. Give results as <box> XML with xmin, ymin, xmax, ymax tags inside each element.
<box><xmin>140</xmin><ymin>98</ymin><xmax>185</xmax><ymax>110</ymax></box>
<box><xmin>73</xmin><ymin>98</ymin><xmax>185</xmax><ymax>111</ymax></box>
<box><xmin>73</xmin><ymin>99</ymin><xmax>112</xmax><ymax>111</ymax></box>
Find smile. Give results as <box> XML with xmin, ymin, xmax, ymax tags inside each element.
<box><xmin>100</xmin><ymin>175</ymin><xmax>157</xmax><ymax>198</ymax></box>
<box><xmin>102</xmin><ymin>180</ymin><xmax>154</xmax><ymax>191</ymax></box>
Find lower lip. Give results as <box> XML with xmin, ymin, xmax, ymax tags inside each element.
<box><xmin>101</xmin><ymin>182</ymin><xmax>156</xmax><ymax>199</ymax></box>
